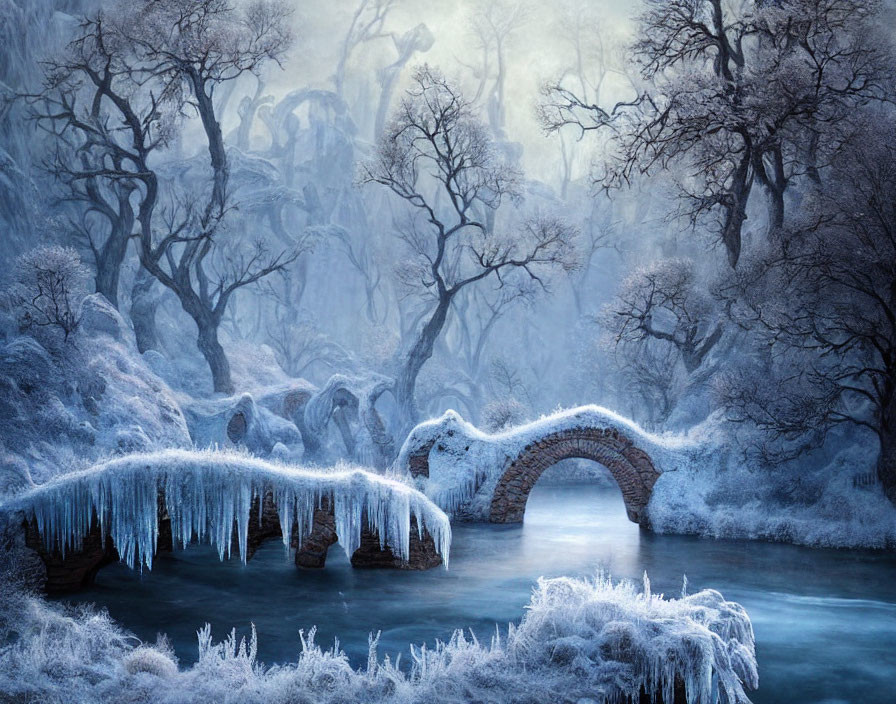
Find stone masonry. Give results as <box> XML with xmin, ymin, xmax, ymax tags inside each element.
<box><xmin>488</xmin><ymin>427</ymin><xmax>660</xmax><ymax>526</ymax></box>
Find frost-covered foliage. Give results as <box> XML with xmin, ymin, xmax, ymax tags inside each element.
<box><xmin>0</xmin><ymin>572</ymin><xmax>757</xmax><ymax>704</ymax></box>
<box><xmin>5</xmin><ymin>245</ymin><xmax>89</xmax><ymax>346</ymax></box>
<box><xmin>0</xmin><ymin>294</ymin><xmax>190</xmax><ymax>488</ymax></box>
<box><xmin>3</xmin><ymin>448</ymin><xmax>451</xmax><ymax>570</ymax></box>
<box><xmin>650</xmin><ymin>435</ymin><xmax>896</xmax><ymax>549</ymax></box>
<box><xmin>394</xmin><ymin>405</ymin><xmax>696</xmax><ymax>519</ymax></box>
<box><xmin>481</xmin><ymin>398</ymin><xmax>528</xmax><ymax>432</ymax></box>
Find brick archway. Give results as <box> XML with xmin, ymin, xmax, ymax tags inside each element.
<box><xmin>488</xmin><ymin>427</ymin><xmax>660</xmax><ymax>527</ymax></box>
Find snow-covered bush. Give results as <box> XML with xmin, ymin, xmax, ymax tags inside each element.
<box><xmin>6</xmin><ymin>246</ymin><xmax>89</xmax><ymax>347</ymax></box>
<box><xmin>123</xmin><ymin>642</ymin><xmax>179</xmax><ymax>678</ymax></box>
<box><xmin>482</xmin><ymin>398</ymin><xmax>528</xmax><ymax>432</ymax></box>
<box><xmin>0</xmin><ymin>572</ymin><xmax>757</xmax><ymax>704</ymax></box>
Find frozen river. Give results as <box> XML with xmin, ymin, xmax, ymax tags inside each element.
<box><xmin>62</xmin><ymin>483</ymin><xmax>896</xmax><ymax>704</ymax></box>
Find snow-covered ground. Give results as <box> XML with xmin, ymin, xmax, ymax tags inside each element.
<box><xmin>4</xmin><ymin>448</ymin><xmax>451</xmax><ymax>570</ymax></box>
<box><xmin>0</xmin><ymin>571</ymin><xmax>757</xmax><ymax>704</ymax></box>
<box><xmin>650</xmin><ymin>440</ymin><xmax>896</xmax><ymax>549</ymax></box>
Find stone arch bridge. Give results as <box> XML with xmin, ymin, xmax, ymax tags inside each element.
<box><xmin>403</xmin><ymin>408</ymin><xmax>665</xmax><ymax>527</ymax></box>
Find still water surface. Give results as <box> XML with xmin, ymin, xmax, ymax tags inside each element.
<box><xmin>62</xmin><ymin>484</ymin><xmax>896</xmax><ymax>704</ymax></box>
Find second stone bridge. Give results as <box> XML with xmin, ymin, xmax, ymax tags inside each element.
<box><xmin>399</xmin><ymin>407</ymin><xmax>669</xmax><ymax>527</ymax></box>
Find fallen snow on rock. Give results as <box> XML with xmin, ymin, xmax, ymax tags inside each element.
<box><xmin>2</xmin><ymin>449</ymin><xmax>450</xmax><ymax>570</ymax></box>
<box><xmin>0</xmin><ymin>571</ymin><xmax>757</xmax><ymax>704</ymax></box>
<box><xmin>393</xmin><ymin>406</ymin><xmax>705</xmax><ymax>519</ymax></box>
<box><xmin>182</xmin><ymin>393</ymin><xmax>303</xmax><ymax>459</ymax></box>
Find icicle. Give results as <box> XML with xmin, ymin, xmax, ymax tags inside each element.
<box><xmin>8</xmin><ymin>449</ymin><xmax>451</xmax><ymax>573</ymax></box>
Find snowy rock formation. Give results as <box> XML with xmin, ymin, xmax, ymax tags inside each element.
<box><xmin>182</xmin><ymin>393</ymin><xmax>303</xmax><ymax>459</ymax></box>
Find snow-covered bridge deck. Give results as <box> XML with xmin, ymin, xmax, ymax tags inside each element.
<box><xmin>3</xmin><ymin>450</ymin><xmax>450</xmax><ymax>592</ymax></box>
<box><xmin>397</xmin><ymin>406</ymin><xmax>697</xmax><ymax>527</ymax></box>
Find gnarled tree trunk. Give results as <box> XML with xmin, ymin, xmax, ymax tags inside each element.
<box><xmin>395</xmin><ymin>295</ymin><xmax>451</xmax><ymax>426</ymax></box>
<box><xmin>196</xmin><ymin>319</ymin><xmax>233</xmax><ymax>395</ymax></box>
<box><xmin>878</xmin><ymin>394</ymin><xmax>896</xmax><ymax>504</ymax></box>
<box><xmin>130</xmin><ymin>267</ymin><xmax>161</xmax><ymax>353</ymax></box>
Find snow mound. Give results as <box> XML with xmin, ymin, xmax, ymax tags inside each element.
<box><xmin>2</xmin><ymin>449</ymin><xmax>450</xmax><ymax>570</ymax></box>
<box><xmin>0</xmin><ymin>572</ymin><xmax>757</xmax><ymax>704</ymax></box>
<box><xmin>394</xmin><ymin>406</ymin><xmax>704</xmax><ymax>519</ymax></box>
<box><xmin>182</xmin><ymin>393</ymin><xmax>303</xmax><ymax>459</ymax></box>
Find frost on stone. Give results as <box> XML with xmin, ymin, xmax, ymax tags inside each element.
<box><xmin>182</xmin><ymin>393</ymin><xmax>302</xmax><ymax>458</ymax></box>
<box><xmin>3</xmin><ymin>449</ymin><xmax>450</xmax><ymax>570</ymax></box>
<box><xmin>303</xmin><ymin>373</ymin><xmax>396</xmax><ymax>468</ymax></box>
<box><xmin>393</xmin><ymin>406</ymin><xmax>703</xmax><ymax>519</ymax></box>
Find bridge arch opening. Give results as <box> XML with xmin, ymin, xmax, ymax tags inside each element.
<box><xmin>487</xmin><ymin>428</ymin><xmax>660</xmax><ymax>527</ymax></box>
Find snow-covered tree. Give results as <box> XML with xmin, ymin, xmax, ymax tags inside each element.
<box><xmin>540</xmin><ymin>0</ymin><xmax>892</xmax><ymax>267</ymax></box>
<box><xmin>362</xmin><ymin>66</ymin><xmax>579</xmax><ymax>424</ymax></box>
<box><xmin>6</xmin><ymin>245</ymin><xmax>89</xmax><ymax>346</ymax></box>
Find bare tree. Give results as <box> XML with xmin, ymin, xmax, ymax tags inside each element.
<box><xmin>362</xmin><ymin>66</ymin><xmax>578</xmax><ymax>422</ymax></box>
<box><xmin>717</xmin><ymin>123</ymin><xmax>896</xmax><ymax>502</ymax></box>
<box><xmin>332</xmin><ymin>0</ymin><xmax>434</xmax><ymax>139</ymax></box>
<box><xmin>34</xmin><ymin>1</ymin><xmax>297</xmax><ymax>393</ymax></box>
<box><xmin>605</xmin><ymin>258</ymin><xmax>723</xmax><ymax>375</ymax></box>
<box><xmin>549</xmin><ymin>0</ymin><xmax>627</xmax><ymax>200</ymax></box>
<box><xmin>540</xmin><ymin>0</ymin><xmax>891</xmax><ymax>268</ymax></box>
<box><xmin>465</xmin><ymin>0</ymin><xmax>529</xmax><ymax>141</ymax></box>
<box><xmin>334</xmin><ymin>0</ymin><xmax>395</xmax><ymax>99</ymax></box>
<box><xmin>25</xmin><ymin>15</ymin><xmax>175</xmax><ymax>309</ymax></box>
<box><xmin>373</xmin><ymin>22</ymin><xmax>435</xmax><ymax>139</ymax></box>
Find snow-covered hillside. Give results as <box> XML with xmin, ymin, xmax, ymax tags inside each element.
<box><xmin>0</xmin><ymin>295</ymin><xmax>191</xmax><ymax>489</ymax></box>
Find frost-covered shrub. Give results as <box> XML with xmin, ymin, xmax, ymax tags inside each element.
<box><xmin>6</xmin><ymin>246</ymin><xmax>89</xmax><ymax>347</ymax></box>
<box><xmin>482</xmin><ymin>398</ymin><xmax>528</xmax><ymax>432</ymax></box>
<box><xmin>0</xmin><ymin>572</ymin><xmax>757</xmax><ymax>704</ymax></box>
<box><xmin>123</xmin><ymin>643</ymin><xmax>178</xmax><ymax>678</ymax></box>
